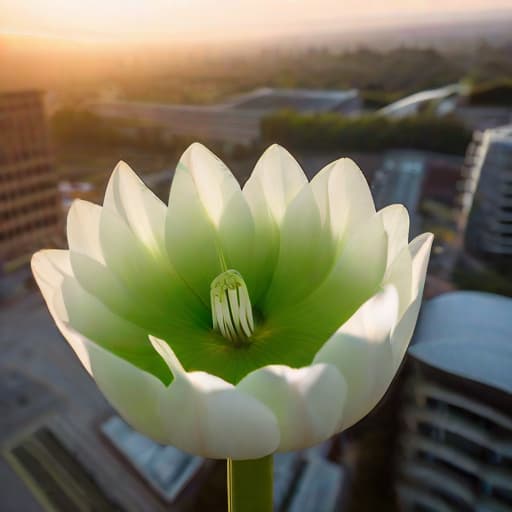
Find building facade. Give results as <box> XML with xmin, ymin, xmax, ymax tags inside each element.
<box><xmin>462</xmin><ymin>125</ymin><xmax>512</xmax><ymax>260</ymax></box>
<box><xmin>0</xmin><ymin>90</ymin><xmax>59</xmax><ymax>271</ymax></box>
<box><xmin>397</xmin><ymin>291</ymin><xmax>512</xmax><ymax>511</ymax></box>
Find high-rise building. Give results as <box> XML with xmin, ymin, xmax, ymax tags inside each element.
<box><xmin>0</xmin><ymin>90</ymin><xmax>60</xmax><ymax>272</ymax></box>
<box><xmin>462</xmin><ymin>125</ymin><xmax>512</xmax><ymax>261</ymax></box>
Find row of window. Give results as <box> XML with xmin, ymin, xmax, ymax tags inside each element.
<box><xmin>0</xmin><ymin>214</ymin><xmax>59</xmax><ymax>243</ymax></box>
<box><xmin>0</xmin><ymin>181</ymin><xmax>56</xmax><ymax>202</ymax></box>
<box><xmin>0</xmin><ymin>164</ymin><xmax>53</xmax><ymax>181</ymax></box>
<box><xmin>1</xmin><ymin>197</ymin><xmax>58</xmax><ymax>220</ymax></box>
<box><xmin>0</xmin><ymin>144</ymin><xmax>50</xmax><ymax>164</ymax></box>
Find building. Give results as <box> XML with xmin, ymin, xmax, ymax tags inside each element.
<box><xmin>0</xmin><ymin>90</ymin><xmax>60</xmax><ymax>272</ymax></box>
<box><xmin>224</xmin><ymin>87</ymin><xmax>361</xmax><ymax>115</ymax></box>
<box><xmin>88</xmin><ymin>87</ymin><xmax>361</xmax><ymax>147</ymax></box>
<box><xmin>396</xmin><ymin>291</ymin><xmax>512</xmax><ymax>512</ymax></box>
<box><xmin>89</xmin><ymin>101</ymin><xmax>262</xmax><ymax>146</ymax></box>
<box><xmin>462</xmin><ymin>125</ymin><xmax>512</xmax><ymax>261</ymax></box>
<box><xmin>372</xmin><ymin>152</ymin><xmax>426</xmax><ymax>212</ymax></box>
<box><xmin>371</xmin><ymin>151</ymin><xmax>426</xmax><ymax>235</ymax></box>
<box><xmin>378</xmin><ymin>84</ymin><xmax>464</xmax><ymax>119</ymax></box>
<box><xmin>454</xmin><ymin>106</ymin><xmax>512</xmax><ymax>132</ymax></box>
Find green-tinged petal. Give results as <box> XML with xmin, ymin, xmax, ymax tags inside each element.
<box><xmin>264</xmin><ymin>184</ymin><xmax>335</xmax><ymax>311</ymax></box>
<box><xmin>67</xmin><ymin>200</ymin><xmax>190</xmax><ymax>334</ymax></box>
<box><xmin>263</xmin><ymin>214</ymin><xmax>388</xmax><ymax>365</ymax></box>
<box><xmin>99</xmin><ymin>205</ymin><xmax>206</xmax><ymax>328</ymax></box>
<box><xmin>103</xmin><ymin>161</ymin><xmax>167</xmax><ymax>256</ymax></box>
<box><xmin>166</xmin><ymin>143</ymin><xmax>254</xmax><ymax>304</ymax></box>
<box><xmin>237</xmin><ymin>363</ymin><xmax>346</xmax><ymax>452</ymax></box>
<box><xmin>67</xmin><ymin>200</ymin><xmax>105</xmax><ymax>263</ymax></box>
<box><xmin>244</xmin><ymin>144</ymin><xmax>307</xmax><ymax>226</ymax></box>
<box><xmin>313</xmin><ymin>285</ymin><xmax>399</xmax><ymax>430</ymax></box>
<box><xmin>69</xmin><ymin>251</ymin><xmax>146</xmax><ymax>328</ymax></box>
<box><xmin>57</xmin><ymin>276</ymin><xmax>169</xmax><ymax>381</ymax></box>
<box><xmin>390</xmin><ymin>233</ymin><xmax>433</xmax><ymax>366</ymax></box>
<box><xmin>311</xmin><ymin>158</ymin><xmax>375</xmax><ymax>245</ymax></box>
<box><xmin>32</xmin><ymin>249</ymin><xmax>169</xmax><ymax>382</ymax></box>
<box><xmin>150</xmin><ymin>336</ymin><xmax>280</xmax><ymax>459</ymax></box>
<box><xmin>378</xmin><ymin>204</ymin><xmax>410</xmax><ymax>267</ymax></box>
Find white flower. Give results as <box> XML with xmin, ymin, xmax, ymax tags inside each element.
<box><xmin>32</xmin><ymin>143</ymin><xmax>432</xmax><ymax>460</ymax></box>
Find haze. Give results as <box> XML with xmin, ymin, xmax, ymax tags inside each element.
<box><xmin>2</xmin><ymin>0</ymin><xmax>512</xmax><ymax>43</ymax></box>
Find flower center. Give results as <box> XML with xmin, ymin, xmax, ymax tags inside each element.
<box><xmin>210</xmin><ymin>269</ymin><xmax>254</xmax><ymax>344</ymax></box>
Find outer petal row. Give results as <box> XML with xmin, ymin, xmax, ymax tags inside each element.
<box><xmin>32</xmin><ymin>250</ymin><xmax>281</xmax><ymax>459</ymax></box>
<box><xmin>313</xmin><ymin>232</ymin><xmax>433</xmax><ymax>430</ymax></box>
<box><xmin>33</xmin><ymin>250</ymin><xmax>349</xmax><ymax>457</ymax></box>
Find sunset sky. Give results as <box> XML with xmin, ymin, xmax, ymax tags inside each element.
<box><xmin>1</xmin><ymin>0</ymin><xmax>511</xmax><ymax>42</ymax></box>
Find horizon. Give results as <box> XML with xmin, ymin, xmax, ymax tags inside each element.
<box><xmin>2</xmin><ymin>1</ymin><xmax>512</xmax><ymax>45</ymax></box>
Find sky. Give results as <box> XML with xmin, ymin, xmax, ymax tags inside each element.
<box><xmin>1</xmin><ymin>0</ymin><xmax>512</xmax><ymax>43</ymax></box>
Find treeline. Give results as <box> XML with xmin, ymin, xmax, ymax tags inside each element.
<box><xmin>261</xmin><ymin>111</ymin><xmax>472</xmax><ymax>155</ymax></box>
<box><xmin>50</xmin><ymin>108</ymin><xmax>254</xmax><ymax>159</ymax></box>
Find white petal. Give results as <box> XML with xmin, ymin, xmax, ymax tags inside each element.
<box><xmin>67</xmin><ymin>329</ymin><xmax>170</xmax><ymax>443</ymax></box>
<box><xmin>383</xmin><ymin>245</ymin><xmax>413</xmax><ymax>317</ymax></box>
<box><xmin>104</xmin><ymin>161</ymin><xmax>167</xmax><ymax>255</ymax></box>
<box><xmin>311</xmin><ymin>158</ymin><xmax>375</xmax><ymax>244</ymax></box>
<box><xmin>32</xmin><ymin>250</ymin><xmax>92</xmax><ymax>374</ymax></box>
<box><xmin>390</xmin><ymin>233</ymin><xmax>433</xmax><ymax>366</ymax></box>
<box><xmin>243</xmin><ymin>144</ymin><xmax>307</xmax><ymax>226</ymax></box>
<box><xmin>237</xmin><ymin>363</ymin><xmax>346</xmax><ymax>452</ymax></box>
<box><xmin>150</xmin><ymin>336</ymin><xmax>280</xmax><ymax>459</ymax></box>
<box><xmin>175</xmin><ymin>142</ymin><xmax>241</xmax><ymax>226</ymax></box>
<box><xmin>66</xmin><ymin>200</ymin><xmax>104</xmax><ymax>263</ymax></box>
<box><xmin>313</xmin><ymin>285</ymin><xmax>399</xmax><ymax>430</ymax></box>
<box><xmin>378</xmin><ymin>204</ymin><xmax>410</xmax><ymax>267</ymax></box>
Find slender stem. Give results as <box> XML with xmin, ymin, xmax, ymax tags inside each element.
<box><xmin>227</xmin><ymin>455</ymin><xmax>273</xmax><ymax>512</ymax></box>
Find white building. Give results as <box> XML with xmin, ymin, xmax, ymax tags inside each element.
<box><xmin>462</xmin><ymin>125</ymin><xmax>512</xmax><ymax>257</ymax></box>
<box><xmin>378</xmin><ymin>84</ymin><xmax>464</xmax><ymax>119</ymax></box>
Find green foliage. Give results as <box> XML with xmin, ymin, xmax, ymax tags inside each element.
<box><xmin>468</xmin><ymin>80</ymin><xmax>512</xmax><ymax>106</ymax></box>
<box><xmin>261</xmin><ymin>111</ymin><xmax>472</xmax><ymax>155</ymax></box>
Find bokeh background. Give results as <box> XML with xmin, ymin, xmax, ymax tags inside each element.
<box><xmin>1</xmin><ymin>1</ymin><xmax>512</xmax><ymax>511</ymax></box>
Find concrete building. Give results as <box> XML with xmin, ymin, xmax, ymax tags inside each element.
<box><xmin>462</xmin><ymin>125</ymin><xmax>512</xmax><ymax>259</ymax></box>
<box><xmin>88</xmin><ymin>87</ymin><xmax>361</xmax><ymax>147</ymax></box>
<box><xmin>397</xmin><ymin>291</ymin><xmax>512</xmax><ymax>512</ymax></box>
<box><xmin>0</xmin><ymin>90</ymin><xmax>60</xmax><ymax>272</ymax></box>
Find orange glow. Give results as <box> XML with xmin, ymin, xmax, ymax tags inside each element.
<box><xmin>1</xmin><ymin>0</ymin><xmax>512</xmax><ymax>42</ymax></box>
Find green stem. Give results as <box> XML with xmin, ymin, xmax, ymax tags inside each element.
<box><xmin>227</xmin><ymin>455</ymin><xmax>273</xmax><ymax>512</ymax></box>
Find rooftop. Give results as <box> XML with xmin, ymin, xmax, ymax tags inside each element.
<box><xmin>409</xmin><ymin>291</ymin><xmax>512</xmax><ymax>393</ymax></box>
<box><xmin>224</xmin><ymin>87</ymin><xmax>359</xmax><ymax>113</ymax></box>
<box><xmin>378</xmin><ymin>84</ymin><xmax>464</xmax><ymax>118</ymax></box>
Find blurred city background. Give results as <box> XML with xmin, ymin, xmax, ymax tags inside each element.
<box><xmin>1</xmin><ymin>1</ymin><xmax>512</xmax><ymax>510</ymax></box>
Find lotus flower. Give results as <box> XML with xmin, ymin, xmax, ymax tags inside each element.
<box><xmin>32</xmin><ymin>143</ymin><xmax>432</xmax><ymax>460</ymax></box>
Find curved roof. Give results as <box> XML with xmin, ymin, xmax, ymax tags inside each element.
<box><xmin>408</xmin><ymin>291</ymin><xmax>512</xmax><ymax>393</ymax></box>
